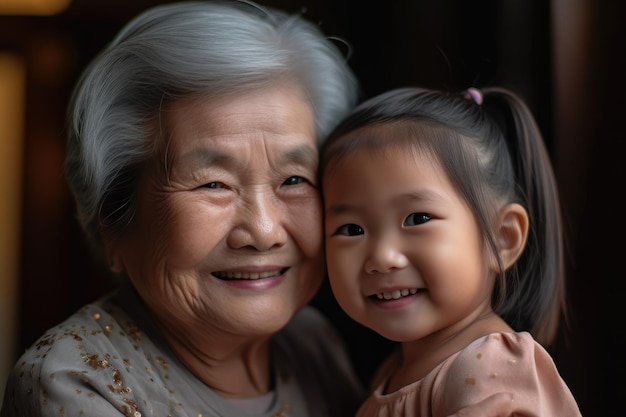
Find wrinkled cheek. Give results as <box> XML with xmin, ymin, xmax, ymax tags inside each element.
<box><xmin>166</xmin><ymin>224</ymin><xmax>207</xmax><ymax>267</ymax></box>
<box><xmin>145</xmin><ymin>208</ymin><xmax>189</xmax><ymax>264</ymax></box>
<box><xmin>302</xmin><ymin>246</ymin><xmax>325</xmax><ymax>301</ymax></box>
<box><xmin>302</xmin><ymin>222</ymin><xmax>323</xmax><ymax>263</ymax></box>
<box><xmin>153</xmin><ymin>200</ymin><xmax>223</xmax><ymax>268</ymax></box>
<box><xmin>293</xmin><ymin>196</ymin><xmax>323</xmax><ymax>259</ymax></box>
<box><xmin>291</xmin><ymin>201</ymin><xmax>325</xmax><ymax>302</ymax></box>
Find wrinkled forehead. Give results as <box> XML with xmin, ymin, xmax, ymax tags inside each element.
<box><xmin>157</xmin><ymin>82</ymin><xmax>316</xmax><ymax>151</ymax></box>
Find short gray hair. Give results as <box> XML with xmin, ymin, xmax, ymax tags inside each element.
<box><xmin>65</xmin><ymin>0</ymin><xmax>359</xmax><ymax>262</ymax></box>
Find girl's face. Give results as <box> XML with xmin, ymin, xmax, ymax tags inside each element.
<box><xmin>106</xmin><ymin>84</ymin><xmax>324</xmax><ymax>348</ymax></box>
<box><xmin>323</xmin><ymin>139</ymin><xmax>495</xmax><ymax>344</ymax></box>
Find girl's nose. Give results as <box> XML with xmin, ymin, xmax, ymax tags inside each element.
<box><xmin>364</xmin><ymin>241</ymin><xmax>409</xmax><ymax>274</ymax></box>
<box><xmin>227</xmin><ymin>190</ymin><xmax>287</xmax><ymax>251</ymax></box>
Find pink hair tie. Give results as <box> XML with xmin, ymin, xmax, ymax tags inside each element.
<box><xmin>463</xmin><ymin>87</ymin><xmax>483</xmax><ymax>105</ymax></box>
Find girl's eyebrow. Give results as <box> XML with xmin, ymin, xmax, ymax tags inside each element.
<box><xmin>394</xmin><ymin>189</ymin><xmax>448</xmax><ymax>204</ymax></box>
<box><xmin>325</xmin><ymin>189</ymin><xmax>447</xmax><ymax>217</ymax></box>
<box><xmin>325</xmin><ymin>202</ymin><xmax>354</xmax><ymax>217</ymax></box>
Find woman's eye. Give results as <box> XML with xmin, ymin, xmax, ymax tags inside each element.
<box><xmin>404</xmin><ymin>212</ymin><xmax>431</xmax><ymax>226</ymax></box>
<box><xmin>336</xmin><ymin>224</ymin><xmax>364</xmax><ymax>236</ymax></box>
<box><xmin>283</xmin><ymin>176</ymin><xmax>305</xmax><ymax>186</ymax></box>
<box><xmin>202</xmin><ymin>181</ymin><xmax>224</xmax><ymax>189</ymax></box>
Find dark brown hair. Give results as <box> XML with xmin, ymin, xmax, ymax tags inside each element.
<box><xmin>320</xmin><ymin>87</ymin><xmax>565</xmax><ymax>346</ymax></box>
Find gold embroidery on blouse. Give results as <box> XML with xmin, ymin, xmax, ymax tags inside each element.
<box><xmin>272</xmin><ymin>403</ymin><xmax>291</xmax><ymax>417</ymax></box>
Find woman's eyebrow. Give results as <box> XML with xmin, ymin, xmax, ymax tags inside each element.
<box><xmin>180</xmin><ymin>147</ymin><xmax>235</xmax><ymax>168</ymax></box>
<box><xmin>282</xmin><ymin>144</ymin><xmax>318</xmax><ymax>167</ymax></box>
<box><xmin>176</xmin><ymin>143</ymin><xmax>317</xmax><ymax>173</ymax></box>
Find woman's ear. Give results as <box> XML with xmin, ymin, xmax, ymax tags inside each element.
<box><xmin>107</xmin><ymin>251</ymin><xmax>124</xmax><ymax>274</ymax></box>
<box><xmin>103</xmin><ymin>235</ymin><xmax>124</xmax><ymax>274</ymax></box>
<box><xmin>495</xmin><ymin>203</ymin><xmax>529</xmax><ymax>271</ymax></box>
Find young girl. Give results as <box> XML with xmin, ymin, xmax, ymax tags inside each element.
<box><xmin>320</xmin><ymin>87</ymin><xmax>582</xmax><ymax>416</ymax></box>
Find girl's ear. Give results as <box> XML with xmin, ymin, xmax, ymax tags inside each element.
<box><xmin>495</xmin><ymin>203</ymin><xmax>529</xmax><ymax>271</ymax></box>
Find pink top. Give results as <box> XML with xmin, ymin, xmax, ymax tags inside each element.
<box><xmin>357</xmin><ymin>332</ymin><xmax>582</xmax><ymax>417</ymax></box>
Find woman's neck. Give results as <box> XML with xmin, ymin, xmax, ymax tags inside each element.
<box><xmin>163</xmin><ymin>326</ymin><xmax>273</xmax><ymax>398</ymax></box>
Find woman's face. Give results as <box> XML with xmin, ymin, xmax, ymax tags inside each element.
<box><xmin>107</xmin><ymin>84</ymin><xmax>324</xmax><ymax>343</ymax></box>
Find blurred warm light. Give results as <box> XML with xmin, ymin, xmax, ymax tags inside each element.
<box><xmin>0</xmin><ymin>53</ymin><xmax>24</xmax><ymax>408</ymax></box>
<box><xmin>0</xmin><ymin>0</ymin><xmax>70</xmax><ymax>15</ymax></box>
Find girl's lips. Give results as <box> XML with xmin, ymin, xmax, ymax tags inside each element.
<box><xmin>212</xmin><ymin>267</ymin><xmax>288</xmax><ymax>280</ymax></box>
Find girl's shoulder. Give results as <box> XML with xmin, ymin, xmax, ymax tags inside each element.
<box><xmin>439</xmin><ymin>331</ymin><xmax>557</xmax><ymax>392</ymax></box>
<box><xmin>430</xmin><ymin>331</ymin><xmax>582</xmax><ymax>416</ymax></box>
<box><xmin>453</xmin><ymin>331</ymin><xmax>538</xmax><ymax>366</ymax></box>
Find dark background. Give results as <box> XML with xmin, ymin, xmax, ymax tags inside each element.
<box><xmin>2</xmin><ymin>0</ymin><xmax>624</xmax><ymax>415</ymax></box>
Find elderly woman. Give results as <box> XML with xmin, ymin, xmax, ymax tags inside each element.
<box><xmin>1</xmin><ymin>1</ymin><xmax>364</xmax><ymax>416</ymax></box>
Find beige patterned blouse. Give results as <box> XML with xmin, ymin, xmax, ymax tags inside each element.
<box><xmin>1</xmin><ymin>283</ymin><xmax>364</xmax><ymax>417</ymax></box>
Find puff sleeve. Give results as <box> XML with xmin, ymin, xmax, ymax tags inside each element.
<box><xmin>430</xmin><ymin>332</ymin><xmax>582</xmax><ymax>417</ymax></box>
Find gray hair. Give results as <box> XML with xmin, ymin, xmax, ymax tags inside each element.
<box><xmin>65</xmin><ymin>0</ymin><xmax>359</xmax><ymax>263</ymax></box>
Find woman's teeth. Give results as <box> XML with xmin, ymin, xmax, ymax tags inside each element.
<box><xmin>213</xmin><ymin>270</ymin><xmax>281</xmax><ymax>280</ymax></box>
<box><xmin>375</xmin><ymin>288</ymin><xmax>419</xmax><ymax>300</ymax></box>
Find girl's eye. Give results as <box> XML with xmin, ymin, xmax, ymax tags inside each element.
<box><xmin>404</xmin><ymin>212</ymin><xmax>431</xmax><ymax>226</ymax></box>
<box><xmin>283</xmin><ymin>176</ymin><xmax>305</xmax><ymax>186</ymax></box>
<box><xmin>336</xmin><ymin>224</ymin><xmax>364</xmax><ymax>236</ymax></box>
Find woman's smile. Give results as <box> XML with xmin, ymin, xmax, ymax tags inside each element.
<box><xmin>212</xmin><ymin>267</ymin><xmax>288</xmax><ymax>280</ymax></box>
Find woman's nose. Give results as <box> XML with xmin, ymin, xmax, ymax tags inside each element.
<box><xmin>364</xmin><ymin>240</ymin><xmax>409</xmax><ymax>274</ymax></box>
<box><xmin>227</xmin><ymin>189</ymin><xmax>287</xmax><ymax>251</ymax></box>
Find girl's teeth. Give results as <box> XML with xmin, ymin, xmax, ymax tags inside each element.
<box><xmin>376</xmin><ymin>288</ymin><xmax>418</xmax><ymax>300</ymax></box>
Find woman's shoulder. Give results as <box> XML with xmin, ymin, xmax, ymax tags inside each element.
<box><xmin>430</xmin><ymin>331</ymin><xmax>582</xmax><ymax>416</ymax></box>
<box><xmin>7</xmin><ymin>295</ymin><xmax>145</xmax><ymax>383</ymax></box>
<box><xmin>3</xmin><ymin>297</ymin><xmax>179</xmax><ymax>416</ymax></box>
